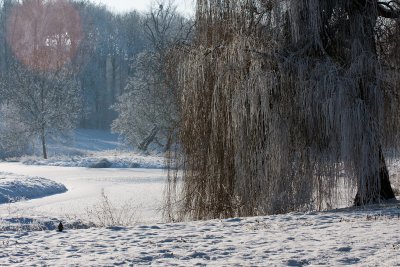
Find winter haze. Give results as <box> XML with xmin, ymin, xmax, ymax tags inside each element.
<box><xmin>93</xmin><ymin>0</ymin><xmax>195</xmax><ymax>15</ymax></box>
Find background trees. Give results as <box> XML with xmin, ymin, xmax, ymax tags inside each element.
<box><xmin>0</xmin><ymin>0</ymin><xmax>83</xmax><ymax>159</ymax></box>
<box><xmin>1</xmin><ymin>65</ymin><xmax>82</xmax><ymax>159</ymax></box>
<box><xmin>0</xmin><ymin>103</ymin><xmax>31</xmax><ymax>158</ymax></box>
<box><xmin>0</xmin><ymin>0</ymin><xmax>153</xmax><ymax>131</ymax></box>
<box><xmin>165</xmin><ymin>0</ymin><xmax>400</xmax><ymax>220</ymax></box>
<box><xmin>73</xmin><ymin>3</ymin><xmax>146</xmax><ymax>129</ymax></box>
<box><xmin>112</xmin><ymin>1</ymin><xmax>192</xmax><ymax>151</ymax></box>
<box><xmin>0</xmin><ymin>0</ymin><xmax>165</xmax><ymax>157</ymax></box>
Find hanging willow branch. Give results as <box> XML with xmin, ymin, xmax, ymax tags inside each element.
<box><xmin>165</xmin><ymin>0</ymin><xmax>400</xmax><ymax>221</ymax></box>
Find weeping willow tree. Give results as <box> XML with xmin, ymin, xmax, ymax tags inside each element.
<box><xmin>165</xmin><ymin>0</ymin><xmax>400</xmax><ymax>221</ymax></box>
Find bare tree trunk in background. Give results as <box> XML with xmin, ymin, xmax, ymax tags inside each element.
<box><xmin>138</xmin><ymin>126</ymin><xmax>159</xmax><ymax>151</ymax></box>
<box><xmin>41</xmin><ymin>126</ymin><xmax>47</xmax><ymax>159</ymax></box>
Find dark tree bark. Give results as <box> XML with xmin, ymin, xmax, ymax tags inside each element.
<box><xmin>354</xmin><ymin>147</ymin><xmax>396</xmax><ymax>205</ymax></box>
<box><xmin>343</xmin><ymin>1</ymin><xmax>397</xmax><ymax>205</ymax></box>
<box><xmin>378</xmin><ymin>151</ymin><xmax>396</xmax><ymax>200</ymax></box>
<box><xmin>138</xmin><ymin>126</ymin><xmax>159</xmax><ymax>151</ymax></box>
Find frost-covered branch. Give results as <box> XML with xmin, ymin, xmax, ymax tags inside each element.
<box><xmin>378</xmin><ymin>1</ymin><xmax>400</xmax><ymax>18</ymax></box>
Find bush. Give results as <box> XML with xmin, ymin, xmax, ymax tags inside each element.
<box><xmin>85</xmin><ymin>189</ymin><xmax>139</xmax><ymax>227</ymax></box>
<box><xmin>89</xmin><ymin>158</ymin><xmax>112</xmax><ymax>168</ymax></box>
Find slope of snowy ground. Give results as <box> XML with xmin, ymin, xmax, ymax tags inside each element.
<box><xmin>35</xmin><ymin>129</ymin><xmax>123</xmax><ymax>156</ymax></box>
<box><xmin>19</xmin><ymin>129</ymin><xmax>167</xmax><ymax>169</ymax></box>
<box><xmin>0</xmin><ymin>203</ymin><xmax>399</xmax><ymax>266</ymax></box>
<box><xmin>0</xmin><ymin>172</ymin><xmax>67</xmax><ymax>204</ymax></box>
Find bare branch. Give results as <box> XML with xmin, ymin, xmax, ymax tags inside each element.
<box><xmin>378</xmin><ymin>1</ymin><xmax>400</xmax><ymax>18</ymax></box>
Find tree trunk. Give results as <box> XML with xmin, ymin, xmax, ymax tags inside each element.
<box><xmin>354</xmin><ymin>147</ymin><xmax>396</xmax><ymax>205</ymax></box>
<box><xmin>348</xmin><ymin>3</ymin><xmax>396</xmax><ymax>206</ymax></box>
<box><xmin>41</xmin><ymin>127</ymin><xmax>47</xmax><ymax>159</ymax></box>
<box><xmin>138</xmin><ymin>126</ymin><xmax>159</xmax><ymax>151</ymax></box>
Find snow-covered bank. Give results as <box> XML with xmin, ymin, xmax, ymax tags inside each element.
<box><xmin>21</xmin><ymin>152</ymin><xmax>166</xmax><ymax>169</ymax></box>
<box><xmin>1</xmin><ymin>203</ymin><xmax>399</xmax><ymax>266</ymax></box>
<box><xmin>14</xmin><ymin>129</ymin><xmax>168</xmax><ymax>169</ymax></box>
<box><xmin>0</xmin><ymin>172</ymin><xmax>67</xmax><ymax>204</ymax></box>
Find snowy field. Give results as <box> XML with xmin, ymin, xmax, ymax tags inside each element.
<box><xmin>0</xmin><ymin>163</ymin><xmax>167</xmax><ymax>226</ymax></box>
<box><xmin>1</xmin><ymin>129</ymin><xmax>400</xmax><ymax>266</ymax></box>
<box><xmin>0</xmin><ymin>130</ymin><xmax>168</xmax><ymax>229</ymax></box>
<box><xmin>1</xmin><ymin>203</ymin><xmax>399</xmax><ymax>266</ymax></box>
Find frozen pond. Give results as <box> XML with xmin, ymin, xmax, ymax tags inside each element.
<box><xmin>0</xmin><ymin>162</ymin><xmax>167</xmax><ymax>223</ymax></box>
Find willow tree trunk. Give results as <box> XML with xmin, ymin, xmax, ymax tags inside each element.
<box><xmin>354</xmin><ymin>147</ymin><xmax>396</xmax><ymax>205</ymax></box>
<box><xmin>377</xmin><ymin>150</ymin><xmax>396</xmax><ymax>200</ymax></box>
<box><xmin>348</xmin><ymin>1</ymin><xmax>395</xmax><ymax>205</ymax></box>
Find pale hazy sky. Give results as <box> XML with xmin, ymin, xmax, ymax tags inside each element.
<box><xmin>93</xmin><ymin>0</ymin><xmax>195</xmax><ymax>16</ymax></box>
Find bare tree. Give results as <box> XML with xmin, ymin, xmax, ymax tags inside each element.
<box><xmin>166</xmin><ymin>0</ymin><xmax>400</xmax><ymax>220</ymax></box>
<box><xmin>0</xmin><ymin>0</ymin><xmax>83</xmax><ymax>159</ymax></box>
<box><xmin>1</xmin><ymin>64</ymin><xmax>82</xmax><ymax>159</ymax></box>
<box><xmin>112</xmin><ymin>0</ymin><xmax>192</xmax><ymax>151</ymax></box>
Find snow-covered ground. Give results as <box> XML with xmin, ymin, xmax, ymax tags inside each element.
<box><xmin>0</xmin><ymin>163</ymin><xmax>167</xmax><ymax>226</ymax></box>
<box><xmin>1</xmin><ymin>129</ymin><xmax>400</xmax><ymax>265</ymax></box>
<box><xmin>34</xmin><ymin>129</ymin><xmax>123</xmax><ymax>156</ymax></box>
<box><xmin>1</xmin><ymin>203</ymin><xmax>399</xmax><ymax>266</ymax></box>
<box><xmin>0</xmin><ymin>130</ymin><xmax>168</xmax><ymax>229</ymax></box>
<box><xmin>17</xmin><ymin>129</ymin><xmax>167</xmax><ymax>169</ymax></box>
<box><xmin>0</xmin><ymin>172</ymin><xmax>67</xmax><ymax>204</ymax></box>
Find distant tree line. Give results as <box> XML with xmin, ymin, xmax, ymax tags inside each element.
<box><xmin>0</xmin><ymin>0</ymin><xmax>189</xmax><ymax>157</ymax></box>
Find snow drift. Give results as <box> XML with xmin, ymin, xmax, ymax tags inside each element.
<box><xmin>0</xmin><ymin>172</ymin><xmax>67</xmax><ymax>204</ymax></box>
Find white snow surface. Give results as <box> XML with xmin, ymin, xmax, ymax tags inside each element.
<box><xmin>1</xmin><ymin>129</ymin><xmax>400</xmax><ymax>265</ymax></box>
<box><xmin>0</xmin><ymin>172</ymin><xmax>67</xmax><ymax>204</ymax></box>
<box><xmin>1</xmin><ymin>203</ymin><xmax>399</xmax><ymax>266</ymax></box>
<box><xmin>0</xmin><ymin>163</ymin><xmax>166</xmax><ymax>224</ymax></box>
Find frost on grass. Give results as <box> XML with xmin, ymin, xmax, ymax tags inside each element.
<box><xmin>84</xmin><ymin>189</ymin><xmax>140</xmax><ymax>227</ymax></box>
<box><xmin>0</xmin><ymin>216</ymin><xmax>93</xmax><ymax>232</ymax></box>
<box><xmin>0</xmin><ymin>172</ymin><xmax>67</xmax><ymax>204</ymax></box>
<box><xmin>0</xmin><ymin>189</ymin><xmax>139</xmax><ymax>231</ymax></box>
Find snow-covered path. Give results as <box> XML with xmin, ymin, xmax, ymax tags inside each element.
<box><xmin>0</xmin><ymin>163</ymin><xmax>167</xmax><ymax>223</ymax></box>
<box><xmin>1</xmin><ymin>204</ymin><xmax>399</xmax><ymax>266</ymax></box>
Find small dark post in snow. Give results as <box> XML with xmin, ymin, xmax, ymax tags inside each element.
<box><xmin>58</xmin><ymin>221</ymin><xmax>64</xmax><ymax>232</ymax></box>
